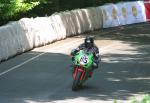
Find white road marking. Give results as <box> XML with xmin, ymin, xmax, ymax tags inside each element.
<box><xmin>0</xmin><ymin>40</ymin><xmax>116</xmax><ymax>77</ymax></box>
<box><xmin>0</xmin><ymin>38</ymin><xmax>84</xmax><ymax>77</ymax></box>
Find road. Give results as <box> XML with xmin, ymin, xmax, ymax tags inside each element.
<box><xmin>0</xmin><ymin>22</ymin><xmax>150</xmax><ymax>103</ymax></box>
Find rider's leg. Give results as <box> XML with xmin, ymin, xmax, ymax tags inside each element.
<box><xmin>89</xmin><ymin>62</ymin><xmax>98</xmax><ymax>78</ymax></box>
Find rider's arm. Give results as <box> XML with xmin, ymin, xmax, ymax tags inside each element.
<box><xmin>94</xmin><ymin>46</ymin><xmax>101</xmax><ymax>63</ymax></box>
<box><xmin>71</xmin><ymin>49</ymin><xmax>78</xmax><ymax>56</ymax></box>
<box><xmin>70</xmin><ymin>44</ymin><xmax>83</xmax><ymax>56</ymax></box>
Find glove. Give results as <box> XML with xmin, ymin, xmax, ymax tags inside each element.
<box><xmin>71</xmin><ymin>48</ymin><xmax>79</xmax><ymax>56</ymax></box>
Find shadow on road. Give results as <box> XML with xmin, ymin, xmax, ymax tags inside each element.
<box><xmin>0</xmin><ymin>23</ymin><xmax>150</xmax><ymax>103</ymax></box>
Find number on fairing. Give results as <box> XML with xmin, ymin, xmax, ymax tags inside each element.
<box><xmin>80</xmin><ymin>55</ymin><xmax>89</xmax><ymax>65</ymax></box>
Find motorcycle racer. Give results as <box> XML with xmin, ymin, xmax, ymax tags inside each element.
<box><xmin>70</xmin><ymin>36</ymin><xmax>100</xmax><ymax>77</ymax></box>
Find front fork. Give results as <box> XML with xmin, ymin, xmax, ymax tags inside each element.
<box><xmin>73</xmin><ymin>67</ymin><xmax>88</xmax><ymax>82</ymax></box>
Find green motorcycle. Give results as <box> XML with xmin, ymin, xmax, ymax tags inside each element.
<box><xmin>71</xmin><ymin>49</ymin><xmax>94</xmax><ymax>91</ymax></box>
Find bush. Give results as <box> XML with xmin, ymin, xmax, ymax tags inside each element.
<box><xmin>0</xmin><ymin>0</ymin><xmax>39</xmax><ymax>25</ymax></box>
<box><xmin>0</xmin><ymin>0</ymin><xmax>139</xmax><ymax>26</ymax></box>
<box><xmin>114</xmin><ymin>94</ymin><xmax>150</xmax><ymax>103</ymax></box>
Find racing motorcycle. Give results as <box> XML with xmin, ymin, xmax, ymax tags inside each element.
<box><xmin>71</xmin><ymin>49</ymin><xmax>94</xmax><ymax>91</ymax></box>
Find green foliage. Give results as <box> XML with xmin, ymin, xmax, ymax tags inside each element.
<box><xmin>113</xmin><ymin>94</ymin><xmax>150</xmax><ymax>103</ymax></box>
<box><xmin>0</xmin><ymin>0</ymin><xmax>139</xmax><ymax>26</ymax></box>
<box><xmin>141</xmin><ymin>94</ymin><xmax>150</xmax><ymax>103</ymax></box>
<box><xmin>113</xmin><ymin>99</ymin><xmax>118</xmax><ymax>103</ymax></box>
<box><xmin>0</xmin><ymin>0</ymin><xmax>39</xmax><ymax>18</ymax></box>
<box><xmin>131</xmin><ymin>97</ymin><xmax>139</xmax><ymax>103</ymax></box>
<box><xmin>130</xmin><ymin>94</ymin><xmax>150</xmax><ymax>103</ymax></box>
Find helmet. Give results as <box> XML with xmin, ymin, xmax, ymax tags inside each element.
<box><xmin>84</xmin><ymin>36</ymin><xmax>94</xmax><ymax>48</ymax></box>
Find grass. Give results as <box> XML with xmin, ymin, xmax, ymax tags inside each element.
<box><xmin>114</xmin><ymin>94</ymin><xmax>150</xmax><ymax>103</ymax></box>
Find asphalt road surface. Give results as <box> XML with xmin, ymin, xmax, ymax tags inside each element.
<box><xmin>0</xmin><ymin>22</ymin><xmax>150</xmax><ymax>103</ymax></box>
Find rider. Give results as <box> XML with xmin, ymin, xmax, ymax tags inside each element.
<box><xmin>70</xmin><ymin>36</ymin><xmax>100</xmax><ymax>77</ymax></box>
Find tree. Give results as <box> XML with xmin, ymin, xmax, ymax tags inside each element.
<box><xmin>0</xmin><ymin>0</ymin><xmax>39</xmax><ymax>24</ymax></box>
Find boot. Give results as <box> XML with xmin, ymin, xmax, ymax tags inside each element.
<box><xmin>88</xmin><ymin>71</ymin><xmax>93</xmax><ymax>78</ymax></box>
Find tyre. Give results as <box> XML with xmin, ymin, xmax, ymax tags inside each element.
<box><xmin>72</xmin><ymin>72</ymin><xmax>82</xmax><ymax>91</ymax></box>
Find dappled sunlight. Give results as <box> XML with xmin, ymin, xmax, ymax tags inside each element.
<box><xmin>95</xmin><ymin>25</ymin><xmax>150</xmax><ymax>100</ymax></box>
<box><xmin>101</xmin><ymin>41</ymin><xmax>145</xmax><ymax>63</ymax></box>
<box><xmin>107</xmin><ymin>72</ymin><xmax>115</xmax><ymax>74</ymax></box>
<box><xmin>100</xmin><ymin>40</ymin><xmax>139</xmax><ymax>55</ymax></box>
<box><xmin>102</xmin><ymin>57</ymin><xmax>140</xmax><ymax>63</ymax></box>
<box><xmin>24</xmin><ymin>99</ymin><xmax>49</xmax><ymax>103</ymax></box>
<box><xmin>23</xmin><ymin>27</ymin><xmax>150</xmax><ymax>103</ymax></box>
<box><xmin>23</xmin><ymin>97</ymin><xmax>113</xmax><ymax>103</ymax></box>
<box><xmin>1</xmin><ymin>22</ymin><xmax>150</xmax><ymax>103</ymax></box>
<box><xmin>102</xmin><ymin>46</ymin><xmax>150</xmax><ymax>63</ymax></box>
<box><xmin>137</xmin><ymin>33</ymin><xmax>150</xmax><ymax>37</ymax></box>
<box><xmin>127</xmin><ymin>77</ymin><xmax>150</xmax><ymax>81</ymax></box>
<box><xmin>106</xmin><ymin>78</ymin><xmax>121</xmax><ymax>82</ymax></box>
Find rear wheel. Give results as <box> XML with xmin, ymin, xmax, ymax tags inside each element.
<box><xmin>72</xmin><ymin>72</ymin><xmax>82</xmax><ymax>91</ymax></box>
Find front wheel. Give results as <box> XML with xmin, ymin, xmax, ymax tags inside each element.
<box><xmin>72</xmin><ymin>72</ymin><xmax>82</xmax><ymax>91</ymax></box>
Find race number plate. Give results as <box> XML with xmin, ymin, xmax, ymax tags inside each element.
<box><xmin>79</xmin><ymin>55</ymin><xmax>89</xmax><ymax>65</ymax></box>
